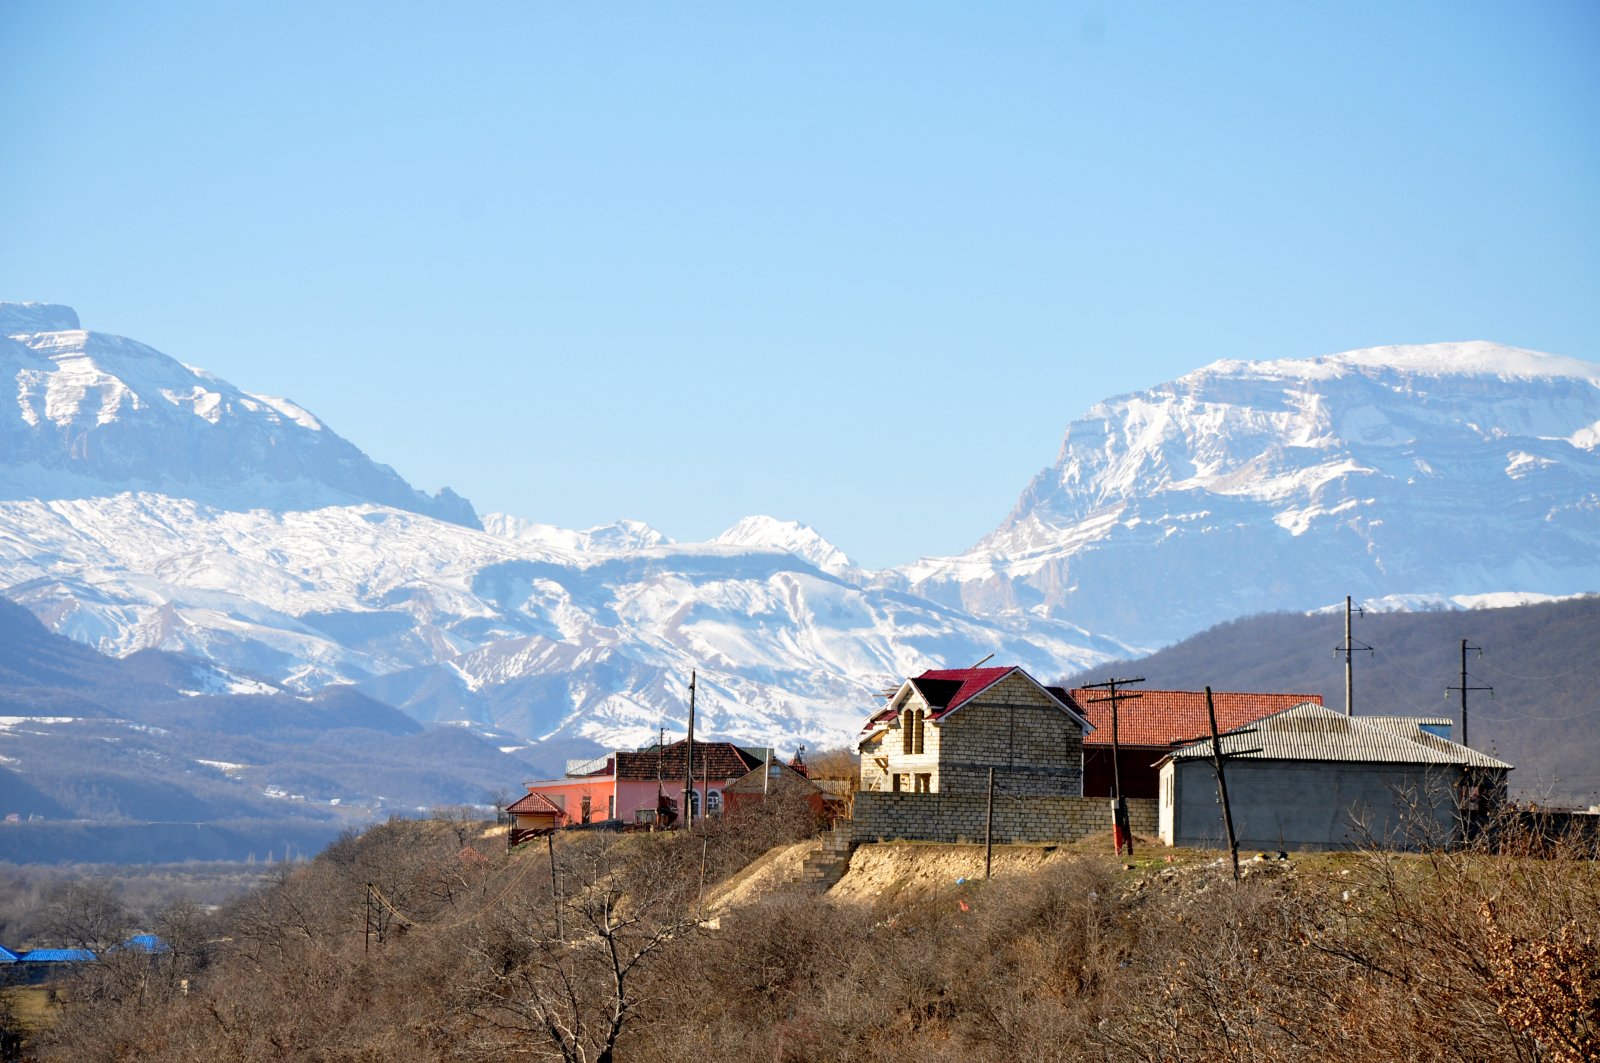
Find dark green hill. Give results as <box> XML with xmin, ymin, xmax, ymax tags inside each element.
<box><xmin>1064</xmin><ymin>596</ymin><xmax>1600</xmax><ymax>804</ymax></box>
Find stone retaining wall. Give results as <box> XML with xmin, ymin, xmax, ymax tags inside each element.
<box><xmin>853</xmin><ymin>791</ymin><xmax>1158</xmax><ymax>845</ymax></box>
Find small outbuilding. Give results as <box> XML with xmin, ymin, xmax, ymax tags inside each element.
<box><xmin>1157</xmin><ymin>703</ymin><xmax>1512</xmax><ymax>851</ymax></box>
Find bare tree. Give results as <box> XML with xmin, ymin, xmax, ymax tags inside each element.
<box><xmin>41</xmin><ymin>879</ymin><xmax>129</xmax><ymax>952</ymax></box>
<box><xmin>461</xmin><ymin>834</ymin><xmax>701</xmax><ymax>1063</ymax></box>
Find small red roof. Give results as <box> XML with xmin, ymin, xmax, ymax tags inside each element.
<box><xmin>1072</xmin><ymin>689</ymin><xmax>1322</xmax><ymax>749</ymax></box>
<box><xmin>505</xmin><ymin>791</ymin><xmax>564</xmax><ymax>816</ymax></box>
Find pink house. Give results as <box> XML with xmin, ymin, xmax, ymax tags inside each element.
<box><xmin>515</xmin><ymin>738</ymin><xmax>763</xmax><ymax>831</ymax></box>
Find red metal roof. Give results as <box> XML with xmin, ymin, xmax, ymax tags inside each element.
<box><xmin>505</xmin><ymin>790</ymin><xmax>564</xmax><ymax>816</ymax></box>
<box><xmin>866</xmin><ymin>666</ymin><xmax>1092</xmax><ymax>729</ymax></box>
<box><xmin>1072</xmin><ymin>689</ymin><xmax>1322</xmax><ymax>749</ymax></box>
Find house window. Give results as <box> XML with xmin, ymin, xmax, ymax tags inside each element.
<box><xmin>580</xmin><ymin>795</ymin><xmax>592</xmax><ymax>823</ymax></box>
<box><xmin>707</xmin><ymin>790</ymin><xmax>722</xmax><ymax>815</ymax></box>
<box><xmin>892</xmin><ymin>774</ymin><xmax>902</xmax><ymax>793</ymax></box>
<box><xmin>901</xmin><ymin>707</ymin><xmax>914</xmax><ymax>754</ymax></box>
<box><xmin>549</xmin><ymin>794</ymin><xmax>565</xmax><ymax>810</ymax></box>
<box><xmin>914</xmin><ymin>709</ymin><xmax>926</xmax><ymax>755</ymax></box>
<box><xmin>915</xmin><ymin>773</ymin><xmax>931</xmax><ymax>793</ymax></box>
<box><xmin>608</xmin><ymin>795</ymin><xmax>615</xmax><ymax>819</ymax></box>
<box><xmin>688</xmin><ymin>790</ymin><xmax>701</xmax><ymax>817</ymax></box>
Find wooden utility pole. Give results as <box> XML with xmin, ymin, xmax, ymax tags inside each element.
<box><xmin>1337</xmin><ymin>596</ymin><xmax>1372</xmax><ymax>716</ymax></box>
<box><xmin>547</xmin><ymin>832</ymin><xmax>562</xmax><ymax>940</ymax></box>
<box><xmin>984</xmin><ymin>767</ymin><xmax>995</xmax><ymax>879</ymax></box>
<box><xmin>1202</xmin><ymin>686</ymin><xmax>1260</xmax><ymax>882</ymax></box>
<box><xmin>684</xmin><ymin>670</ymin><xmax>696</xmax><ymax>831</ymax></box>
<box><xmin>1082</xmin><ymin>676</ymin><xmax>1144</xmax><ymax>855</ymax></box>
<box><xmin>1447</xmin><ymin>639</ymin><xmax>1492</xmax><ymax>748</ymax></box>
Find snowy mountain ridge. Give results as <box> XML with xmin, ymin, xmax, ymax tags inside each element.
<box><xmin>888</xmin><ymin>341</ymin><xmax>1600</xmax><ymax>646</ymax></box>
<box><xmin>1</xmin><ymin>303</ymin><xmax>477</xmax><ymax>526</ymax></box>
<box><xmin>4</xmin><ymin>302</ymin><xmax>1598</xmax><ymax>757</ymax></box>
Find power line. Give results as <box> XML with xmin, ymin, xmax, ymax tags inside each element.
<box><xmin>1445</xmin><ymin>639</ymin><xmax>1492</xmax><ymax>749</ymax></box>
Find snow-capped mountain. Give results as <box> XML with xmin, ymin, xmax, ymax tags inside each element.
<box><xmin>0</xmin><ymin>491</ymin><xmax>1125</xmax><ymax>752</ymax></box>
<box><xmin>0</xmin><ymin>302</ymin><xmax>1131</xmax><ymax>753</ymax></box>
<box><xmin>712</xmin><ymin>515</ymin><xmax>860</xmax><ymax>577</ymax></box>
<box><xmin>0</xmin><ymin>303</ymin><xmax>477</xmax><ymax>526</ymax></box>
<box><xmin>890</xmin><ymin>342</ymin><xmax>1600</xmax><ymax>646</ymax></box>
<box><xmin>6</xmin><ymin>305</ymin><xmax>1597</xmax><ymax>758</ymax></box>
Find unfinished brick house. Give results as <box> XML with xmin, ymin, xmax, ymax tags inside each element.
<box><xmin>858</xmin><ymin>666</ymin><xmax>1094</xmax><ymax>796</ymax></box>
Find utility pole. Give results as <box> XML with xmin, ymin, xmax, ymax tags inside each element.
<box><xmin>1081</xmin><ymin>676</ymin><xmax>1144</xmax><ymax>856</ymax></box>
<box><xmin>984</xmin><ymin>767</ymin><xmax>995</xmax><ymax>879</ymax></box>
<box><xmin>1336</xmin><ymin>596</ymin><xmax>1372</xmax><ymax>716</ymax></box>
<box><xmin>684</xmin><ymin>671</ymin><xmax>696</xmax><ymax>832</ymax></box>
<box><xmin>1446</xmin><ymin>639</ymin><xmax>1492</xmax><ymax>749</ymax></box>
<box><xmin>1198</xmin><ymin>687</ymin><xmax>1262</xmax><ymax>882</ymax></box>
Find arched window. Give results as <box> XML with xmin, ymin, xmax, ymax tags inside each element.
<box><xmin>914</xmin><ymin>709</ymin><xmax>926</xmax><ymax>755</ymax></box>
<box><xmin>901</xmin><ymin>707</ymin><xmax>914</xmax><ymax>754</ymax></box>
<box><xmin>688</xmin><ymin>789</ymin><xmax>701</xmax><ymax>818</ymax></box>
<box><xmin>707</xmin><ymin>790</ymin><xmax>722</xmax><ymax>815</ymax></box>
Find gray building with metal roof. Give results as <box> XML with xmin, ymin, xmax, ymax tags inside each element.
<box><xmin>1157</xmin><ymin>703</ymin><xmax>1512</xmax><ymax>851</ymax></box>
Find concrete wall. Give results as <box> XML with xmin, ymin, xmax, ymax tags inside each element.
<box><xmin>1162</xmin><ymin>759</ymin><xmax>1471</xmax><ymax>851</ymax></box>
<box><xmin>854</xmin><ymin>790</ymin><xmax>1157</xmax><ymax>845</ymax></box>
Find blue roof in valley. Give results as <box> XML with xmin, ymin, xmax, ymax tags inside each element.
<box><xmin>20</xmin><ymin>948</ymin><xmax>96</xmax><ymax>962</ymax></box>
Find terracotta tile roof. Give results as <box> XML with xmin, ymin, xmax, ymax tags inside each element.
<box><xmin>614</xmin><ymin>739</ymin><xmax>760</xmax><ymax>782</ymax></box>
<box><xmin>1071</xmin><ymin>688</ymin><xmax>1322</xmax><ymax>749</ymax></box>
<box><xmin>1167</xmin><ymin>703</ymin><xmax>1512</xmax><ymax>769</ymax></box>
<box><xmin>505</xmin><ymin>790</ymin><xmax>564</xmax><ymax>816</ymax></box>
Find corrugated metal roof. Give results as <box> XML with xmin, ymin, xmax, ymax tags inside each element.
<box><xmin>1168</xmin><ymin>703</ymin><xmax>1512</xmax><ymax>769</ymax></box>
<box><xmin>0</xmin><ymin>944</ymin><xmax>19</xmax><ymax>963</ymax></box>
<box><xmin>20</xmin><ymin>948</ymin><xmax>96</xmax><ymax>962</ymax></box>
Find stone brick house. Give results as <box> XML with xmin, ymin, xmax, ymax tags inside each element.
<box><xmin>858</xmin><ymin>666</ymin><xmax>1093</xmax><ymax>797</ymax></box>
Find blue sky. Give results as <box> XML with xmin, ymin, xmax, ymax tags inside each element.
<box><xmin>3</xmin><ymin>2</ymin><xmax>1596</xmax><ymax>568</ymax></box>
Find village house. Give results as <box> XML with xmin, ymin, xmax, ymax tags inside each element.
<box><xmin>858</xmin><ymin>666</ymin><xmax>1094</xmax><ymax>797</ymax></box>
<box><xmin>1073</xmin><ymin>688</ymin><xmax>1324</xmax><ymax>799</ymax></box>
<box><xmin>508</xmin><ymin>738</ymin><xmax>765</xmax><ymax>839</ymax></box>
<box><xmin>1157</xmin><ymin>702</ymin><xmax>1513</xmax><ymax>850</ymax></box>
<box><xmin>723</xmin><ymin>750</ymin><xmax>843</xmax><ymax>821</ymax></box>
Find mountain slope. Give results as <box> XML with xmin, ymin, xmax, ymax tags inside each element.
<box><xmin>893</xmin><ymin>343</ymin><xmax>1600</xmax><ymax>647</ymax></box>
<box><xmin>1062</xmin><ymin>595</ymin><xmax>1600</xmax><ymax>803</ymax></box>
<box><xmin>0</xmin><ymin>598</ymin><xmax>555</xmax><ymax>862</ymax></box>
<box><xmin>0</xmin><ymin>303</ymin><xmax>477</xmax><ymax>526</ymax></box>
